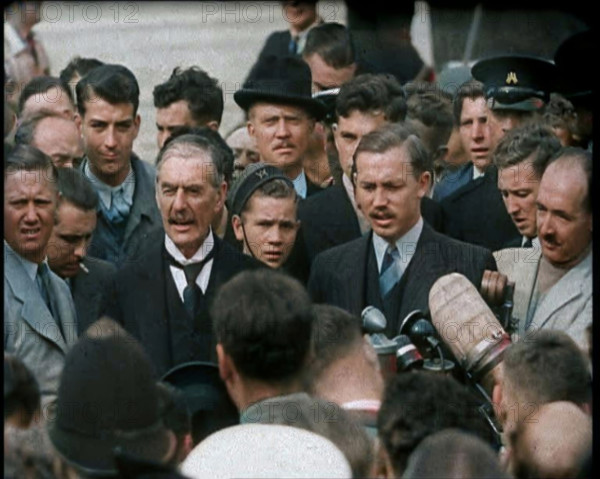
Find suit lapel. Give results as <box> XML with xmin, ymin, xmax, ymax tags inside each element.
<box><xmin>337</xmin><ymin>234</ymin><xmax>371</xmax><ymax>316</ymax></box>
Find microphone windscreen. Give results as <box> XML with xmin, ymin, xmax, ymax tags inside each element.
<box><xmin>428</xmin><ymin>273</ymin><xmax>510</xmax><ymax>381</ymax></box>
<box><xmin>361</xmin><ymin>306</ymin><xmax>387</xmax><ymax>334</ymax></box>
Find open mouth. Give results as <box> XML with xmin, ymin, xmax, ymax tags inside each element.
<box><xmin>21</xmin><ymin>227</ymin><xmax>41</xmax><ymax>238</ymax></box>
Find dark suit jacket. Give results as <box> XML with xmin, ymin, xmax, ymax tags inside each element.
<box><xmin>308</xmin><ymin>223</ymin><xmax>497</xmax><ymax>336</ymax></box>
<box><xmin>441</xmin><ymin>166</ymin><xmax>520</xmax><ymax>252</ymax></box>
<box><xmin>433</xmin><ymin>162</ymin><xmax>473</xmax><ymax>202</ymax></box>
<box><xmin>105</xmin><ymin>231</ymin><xmax>260</xmax><ymax>376</ymax></box>
<box><xmin>298</xmin><ymin>185</ymin><xmax>444</xmax><ymax>263</ymax></box>
<box><xmin>70</xmin><ymin>256</ymin><xmax>117</xmax><ymax>335</ymax></box>
<box><xmin>245</xmin><ymin>31</ymin><xmax>295</xmax><ymax>85</ymax></box>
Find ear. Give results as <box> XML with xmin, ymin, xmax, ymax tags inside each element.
<box><xmin>214</xmin><ymin>181</ymin><xmax>227</xmax><ymax>214</ymax></box>
<box><xmin>232</xmin><ymin>214</ymin><xmax>244</xmax><ymax>242</ymax></box>
<box><xmin>492</xmin><ymin>383</ymin><xmax>504</xmax><ymax>423</ymax></box>
<box><xmin>247</xmin><ymin>119</ymin><xmax>255</xmax><ymax>138</ymax></box>
<box><xmin>417</xmin><ymin>170</ymin><xmax>431</xmax><ymax>198</ymax></box>
<box><xmin>363</xmin><ymin>335</ymin><xmax>381</xmax><ymax>374</ymax></box>
<box><xmin>73</xmin><ymin>112</ymin><xmax>82</xmax><ymax>133</ymax></box>
<box><xmin>216</xmin><ymin>343</ymin><xmax>233</xmax><ymax>382</ymax></box>
<box><xmin>206</xmin><ymin>120</ymin><xmax>220</xmax><ymax>132</ymax></box>
<box><xmin>133</xmin><ymin>114</ymin><xmax>141</xmax><ymax>139</ymax></box>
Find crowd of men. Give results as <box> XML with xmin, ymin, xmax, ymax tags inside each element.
<box><xmin>4</xmin><ymin>1</ymin><xmax>593</xmax><ymax>478</ymax></box>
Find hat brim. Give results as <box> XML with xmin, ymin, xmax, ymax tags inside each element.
<box><xmin>234</xmin><ymin>89</ymin><xmax>327</xmax><ymax>120</ymax></box>
<box><xmin>48</xmin><ymin>420</ymin><xmax>173</xmax><ymax>476</ymax></box>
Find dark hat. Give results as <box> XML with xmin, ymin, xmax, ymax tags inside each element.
<box><xmin>227</xmin><ymin>162</ymin><xmax>294</xmax><ymax>216</ymax></box>
<box><xmin>234</xmin><ymin>55</ymin><xmax>327</xmax><ymax>120</ymax></box>
<box><xmin>554</xmin><ymin>30</ymin><xmax>593</xmax><ymax>102</ymax></box>
<box><xmin>471</xmin><ymin>55</ymin><xmax>556</xmax><ymax>111</ymax></box>
<box><xmin>48</xmin><ymin>319</ymin><xmax>173</xmax><ymax>476</ymax></box>
<box><xmin>160</xmin><ymin>362</ymin><xmax>238</xmax><ymax>445</ymax></box>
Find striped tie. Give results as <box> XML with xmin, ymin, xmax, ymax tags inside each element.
<box><xmin>379</xmin><ymin>245</ymin><xmax>401</xmax><ymax>298</ymax></box>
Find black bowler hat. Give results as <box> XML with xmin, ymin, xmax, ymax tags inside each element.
<box><xmin>160</xmin><ymin>361</ymin><xmax>238</xmax><ymax>445</ymax></box>
<box><xmin>471</xmin><ymin>55</ymin><xmax>556</xmax><ymax>111</ymax></box>
<box><xmin>47</xmin><ymin>319</ymin><xmax>173</xmax><ymax>476</ymax></box>
<box><xmin>554</xmin><ymin>30</ymin><xmax>593</xmax><ymax>103</ymax></box>
<box><xmin>234</xmin><ymin>55</ymin><xmax>327</xmax><ymax>120</ymax></box>
<box><xmin>227</xmin><ymin>162</ymin><xmax>294</xmax><ymax>216</ymax></box>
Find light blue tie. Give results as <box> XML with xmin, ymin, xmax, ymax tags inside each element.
<box><xmin>103</xmin><ymin>188</ymin><xmax>131</xmax><ymax>224</ymax></box>
<box><xmin>379</xmin><ymin>245</ymin><xmax>401</xmax><ymax>298</ymax></box>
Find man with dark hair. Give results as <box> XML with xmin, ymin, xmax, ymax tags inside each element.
<box><xmin>307</xmin><ymin>305</ymin><xmax>383</xmax><ymax>435</ymax></box>
<box><xmin>309</xmin><ymin>124</ymin><xmax>495</xmax><ymax>336</ymax></box>
<box><xmin>299</xmin><ymin>73</ymin><xmax>442</xmax><ymax>262</ymax></box>
<box><xmin>106</xmin><ymin>133</ymin><xmax>258</xmax><ymax>375</ymax></box>
<box><xmin>18</xmin><ymin>76</ymin><xmax>75</xmax><ymax>120</ymax></box>
<box><xmin>4</xmin><ymin>145</ymin><xmax>78</xmax><ymax>410</ymax></box>
<box><xmin>229</xmin><ymin>163</ymin><xmax>302</xmax><ymax>276</ymax></box>
<box><xmin>14</xmin><ymin>109</ymin><xmax>84</xmax><ymax>168</ymax></box>
<box><xmin>153</xmin><ymin>66</ymin><xmax>224</xmax><ymax>149</ymax></box>
<box><xmin>58</xmin><ymin>55</ymin><xmax>104</xmax><ymax>103</ymax></box>
<box><xmin>212</xmin><ymin>269</ymin><xmax>313</xmax><ymax>417</ymax></box>
<box><xmin>46</xmin><ymin>168</ymin><xmax>116</xmax><ymax>334</ymax></box>
<box><xmin>302</xmin><ymin>22</ymin><xmax>357</xmax><ymax>93</ymax></box>
<box><xmin>501</xmin><ymin>148</ymin><xmax>592</xmax><ymax>346</ymax></box>
<box><xmin>494</xmin><ymin>123</ymin><xmax>562</xmax><ymax>249</ymax></box>
<box><xmin>77</xmin><ymin>64</ymin><xmax>162</xmax><ymax>267</ymax></box>
<box><xmin>234</xmin><ymin>55</ymin><xmax>327</xmax><ymax>199</ymax></box>
<box><xmin>377</xmin><ymin>371</ymin><xmax>497</xmax><ymax>478</ymax></box>
<box><xmin>492</xmin><ymin>329</ymin><xmax>591</xmax><ymax>436</ymax></box>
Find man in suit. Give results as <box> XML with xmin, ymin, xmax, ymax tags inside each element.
<box><xmin>309</xmin><ymin>124</ymin><xmax>496</xmax><ymax>337</ymax></box>
<box><xmin>106</xmin><ymin>133</ymin><xmax>259</xmax><ymax>376</ymax></box>
<box><xmin>77</xmin><ymin>64</ymin><xmax>162</xmax><ymax>267</ymax></box>
<box><xmin>46</xmin><ymin>168</ymin><xmax>116</xmax><ymax>335</ymax></box>
<box><xmin>298</xmin><ymin>74</ymin><xmax>442</xmax><ymax>263</ymax></box>
<box><xmin>493</xmin><ymin>122</ymin><xmax>561</xmax><ymax>249</ymax></box>
<box><xmin>495</xmin><ymin>148</ymin><xmax>592</xmax><ymax>349</ymax></box>
<box><xmin>153</xmin><ymin>66</ymin><xmax>223</xmax><ymax>149</ymax></box>
<box><xmin>4</xmin><ymin>145</ymin><xmax>78</xmax><ymax>410</ymax></box>
<box><xmin>234</xmin><ymin>55</ymin><xmax>327</xmax><ymax>199</ymax></box>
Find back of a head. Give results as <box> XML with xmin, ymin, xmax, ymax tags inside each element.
<box><xmin>502</xmin><ymin>330</ymin><xmax>591</xmax><ymax>408</ymax></box>
<box><xmin>255</xmin><ymin>394</ymin><xmax>374</xmax><ymax>478</ymax></box>
<box><xmin>5</xmin><ymin>143</ymin><xmax>56</xmax><ymax>182</ymax></box>
<box><xmin>48</xmin><ymin>318</ymin><xmax>174</xmax><ymax>476</ymax></box>
<box><xmin>59</xmin><ymin>56</ymin><xmax>105</xmax><ymax>84</ymax></box>
<box><xmin>55</xmin><ymin>167</ymin><xmax>99</xmax><ymax>211</ymax></box>
<box><xmin>510</xmin><ymin>401</ymin><xmax>592</xmax><ymax>479</ymax></box>
<box><xmin>492</xmin><ymin>122</ymin><xmax>562</xmax><ymax>177</ymax></box>
<box><xmin>378</xmin><ymin>371</ymin><xmax>496</xmax><ymax>476</ymax></box>
<box><xmin>303</xmin><ymin>22</ymin><xmax>356</xmax><ymax>69</ymax></box>
<box><xmin>336</xmin><ymin>73</ymin><xmax>407</xmax><ymax>122</ymax></box>
<box><xmin>181</xmin><ymin>424</ymin><xmax>352</xmax><ymax>479</ymax></box>
<box><xmin>4</xmin><ymin>353</ymin><xmax>40</xmax><ymax>428</ymax></box>
<box><xmin>153</xmin><ymin>66</ymin><xmax>224</xmax><ymax>125</ymax></box>
<box><xmin>76</xmin><ymin>64</ymin><xmax>140</xmax><ymax>117</ymax></box>
<box><xmin>211</xmin><ymin>269</ymin><xmax>313</xmax><ymax>384</ymax></box>
<box><xmin>403</xmin><ymin>429</ymin><xmax>509</xmax><ymax>479</ymax></box>
<box><xmin>18</xmin><ymin>76</ymin><xmax>74</xmax><ymax>117</ymax></box>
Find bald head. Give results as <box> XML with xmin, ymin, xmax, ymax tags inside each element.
<box><xmin>510</xmin><ymin>401</ymin><xmax>592</xmax><ymax>479</ymax></box>
<box><xmin>32</xmin><ymin>116</ymin><xmax>83</xmax><ymax>168</ymax></box>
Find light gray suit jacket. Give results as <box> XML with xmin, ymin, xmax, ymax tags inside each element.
<box><xmin>494</xmin><ymin>246</ymin><xmax>592</xmax><ymax>349</ymax></box>
<box><xmin>4</xmin><ymin>243</ymin><xmax>79</xmax><ymax>410</ymax></box>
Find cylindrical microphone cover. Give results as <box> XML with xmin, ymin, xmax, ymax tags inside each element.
<box><xmin>394</xmin><ymin>335</ymin><xmax>423</xmax><ymax>372</ymax></box>
<box><xmin>428</xmin><ymin>273</ymin><xmax>511</xmax><ymax>382</ymax></box>
<box><xmin>361</xmin><ymin>306</ymin><xmax>387</xmax><ymax>334</ymax></box>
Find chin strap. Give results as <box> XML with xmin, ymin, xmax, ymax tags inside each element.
<box><xmin>240</xmin><ymin>221</ymin><xmax>259</xmax><ymax>262</ymax></box>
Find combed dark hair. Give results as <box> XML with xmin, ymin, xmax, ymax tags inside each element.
<box><xmin>76</xmin><ymin>64</ymin><xmax>140</xmax><ymax>116</ymax></box>
<box><xmin>160</xmin><ymin>126</ymin><xmax>233</xmax><ymax>186</ymax></box>
<box><xmin>5</xmin><ymin>144</ymin><xmax>56</xmax><ymax>186</ymax></box>
<box><xmin>18</xmin><ymin>76</ymin><xmax>74</xmax><ymax>116</ymax></box>
<box><xmin>4</xmin><ymin>353</ymin><xmax>40</xmax><ymax>423</ymax></box>
<box><xmin>378</xmin><ymin>371</ymin><xmax>496</xmax><ymax>476</ymax></box>
<box><xmin>153</xmin><ymin>67</ymin><xmax>224</xmax><ymax>126</ymax></box>
<box><xmin>336</xmin><ymin>73</ymin><xmax>407</xmax><ymax>122</ymax></box>
<box><xmin>546</xmin><ymin>147</ymin><xmax>593</xmax><ymax>214</ymax></box>
<box><xmin>14</xmin><ymin>109</ymin><xmax>66</xmax><ymax>146</ymax></box>
<box><xmin>303</xmin><ymin>23</ymin><xmax>356</xmax><ymax>69</ymax></box>
<box><xmin>353</xmin><ymin>123</ymin><xmax>431</xmax><ymax>181</ymax></box>
<box><xmin>493</xmin><ymin>122</ymin><xmax>562</xmax><ymax>179</ymax></box>
<box><xmin>309</xmin><ymin>305</ymin><xmax>363</xmax><ymax>378</ymax></box>
<box><xmin>55</xmin><ymin>167</ymin><xmax>98</xmax><ymax>212</ymax></box>
<box><xmin>211</xmin><ymin>269</ymin><xmax>314</xmax><ymax>383</ymax></box>
<box><xmin>59</xmin><ymin>56</ymin><xmax>105</xmax><ymax>85</ymax></box>
<box><xmin>503</xmin><ymin>330</ymin><xmax>592</xmax><ymax>406</ymax></box>
<box><xmin>452</xmin><ymin>80</ymin><xmax>485</xmax><ymax>125</ymax></box>
<box><xmin>406</xmin><ymin>89</ymin><xmax>454</xmax><ymax>129</ymax></box>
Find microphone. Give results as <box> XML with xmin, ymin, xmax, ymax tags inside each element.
<box><xmin>393</xmin><ymin>334</ymin><xmax>423</xmax><ymax>372</ymax></box>
<box><xmin>429</xmin><ymin>273</ymin><xmax>511</xmax><ymax>395</ymax></box>
<box><xmin>361</xmin><ymin>306</ymin><xmax>387</xmax><ymax>334</ymax></box>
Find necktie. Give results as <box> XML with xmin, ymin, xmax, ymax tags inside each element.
<box><xmin>523</xmin><ymin>237</ymin><xmax>533</xmax><ymax>248</ymax></box>
<box><xmin>103</xmin><ymin>188</ymin><xmax>131</xmax><ymax>224</ymax></box>
<box><xmin>36</xmin><ymin>263</ymin><xmax>63</xmax><ymax>335</ymax></box>
<box><xmin>289</xmin><ymin>35</ymin><xmax>299</xmax><ymax>55</ymax></box>
<box><xmin>170</xmin><ymin>248</ymin><xmax>216</xmax><ymax>318</ymax></box>
<box><xmin>379</xmin><ymin>245</ymin><xmax>402</xmax><ymax>298</ymax></box>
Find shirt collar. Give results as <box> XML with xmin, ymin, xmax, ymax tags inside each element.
<box><xmin>83</xmin><ymin>160</ymin><xmax>135</xmax><ymax>210</ymax></box>
<box><xmin>372</xmin><ymin>217</ymin><xmax>424</xmax><ymax>273</ymax></box>
<box><xmin>473</xmin><ymin>165</ymin><xmax>485</xmax><ymax>180</ymax></box>
<box><xmin>5</xmin><ymin>23</ymin><xmax>27</xmax><ymax>56</ymax></box>
<box><xmin>164</xmin><ymin>229</ymin><xmax>215</xmax><ymax>265</ymax></box>
<box><xmin>4</xmin><ymin>240</ymin><xmax>43</xmax><ymax>281</ymax></box>
<box><xmin>523</xmin><ymin>236</ymin><xmax>541</xmax><ymax>249</ymax></box>
<box><xmin>291</xmin><ymin>169</ymin><xmax>308</xmax><ymax>199</ymax></box>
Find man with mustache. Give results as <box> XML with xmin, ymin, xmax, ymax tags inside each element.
<box><xmin>106</xmin><ymin>133</ymin><xmax>259</xmax><ymax>376</ymax></box>
<box><xmin>499</xmin><ymin>148</ymin><xmax>592</xmax><ymax>349</ymax></box>
<box><xmin>308</xmin><ymin>124</ymin><xmax>496</xmax><ymax>337</ymax></box>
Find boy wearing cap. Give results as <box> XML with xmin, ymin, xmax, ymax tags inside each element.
<box><xmin>229</xmin><ymin>163</ymin><xmax>300</xmax><ymax>271</ymax></box>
